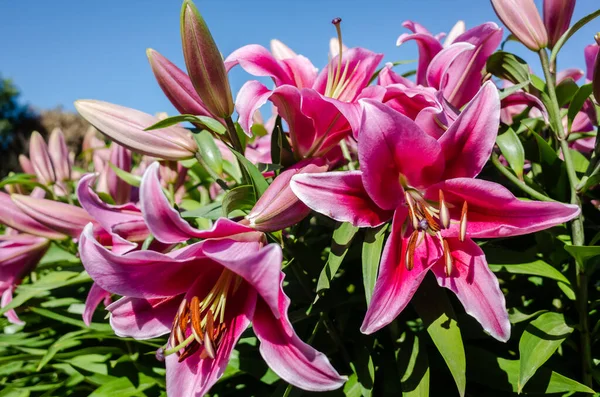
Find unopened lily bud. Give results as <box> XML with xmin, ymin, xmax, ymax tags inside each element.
<box><xmin>48</xmin><ymin>128</ymin><xmax>71</xmax><ymax>182</ymax></box>
<box><xmin>147</xmin><ymin>49</ymin><xmax>215</xmax><ymax>118</ymax></box>
<box><xmin>246</xmin><ymin>159</ymin><xmax>328</xmax><ymax>232</ymax></box>
<box><xmin>19</xmin><ymin>155</ymin><xmax>35</xmax><ymax>175</ymax></box>
<box><xmin>11</xmin><ymin>194</ymin><xmax>93</xmax><ymax>238</ymax></box>
<box><xmin>29</xmin><ymin>131</ymin><xmax>56</xmax><ymax>185</ymax></box>
<box><xmin>0</xmin><ymin>192</ymin><xmax>66</xmax><ymax>240</ymax></box>
<box><xmin>75</xmin><ymin>100</ymin><xmax>197</xmax><ymax>161</ymax></box>
<box><xmin>106</xmin><ymin>143</ymin><xmax>132</xmax><ymax>205</ymax></box>
<box><xmin>543</xmin><ymin>0</ymin><xmax>575</xmax><ymax>49</ymax></box>
<box><xmin>491</xmin><ymin>0</ymin><xmax>548</xmax><ymax>51</ymax></box>
<box><xmin>593</xmin><ymin>34</ymin><xmax>600</xmax><ymax>105</ymax></box>
<box><xmin>180</xmin><ymin>0</ymin><xmax>234</xmax><ymax>118</ymax></box>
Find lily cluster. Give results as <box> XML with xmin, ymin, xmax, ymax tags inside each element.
<box><xmin>1</xmin><ymin>0</ymin><xmax>599</xmax><ymax>395</ymax></box>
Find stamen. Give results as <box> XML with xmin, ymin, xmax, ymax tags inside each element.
<box><xmin>190</xmin><ymin>296</ymin><xmax>204</xmax><ymax>344</ymax></box>
<box><xmin>204</xmin><ymin>332</ymin><xmax>216</xmax><ymax>359</ymax></box>
<box><xmin>405</xmin><ymin>231</ymin><xmax>418</xmax><ymax>271</ymax></box>
<box><xmin>443</xmin><ymin>239</ymin><xmax>453</xmax><ymax>277</ymax></box>
<box><xmin>439</xmin><ymin>191</ymin><xmax>450</xmax><ymax>229</ymax></box>
<box><xmin>405</xmin><ymin>192</ymin><xmax>419</xmax><ymax>230</ymax></box>
<box><xmin>459</xmin><ymin>201</ymin><xmax>468</xmax><ymax>242</ymax></box>
<box><xmin>155</xmin><ymin>348</ymin><xmax>165</xmax><ymax>362</ymax></box>
<box><xmin>418</xmin><ymin>219</ymin><xmax>429</xmax><ymax>231</ymax></box>
<box><xmin>332</xmin><ymin>18</ymin><xmax>343</xmax><ymax>88</ymax></box>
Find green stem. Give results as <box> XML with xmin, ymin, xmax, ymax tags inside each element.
<box><xmin>539</xmin><ymin>49</ymin><xmax>592</xmax><ymax>387</ymax></box>
<box><xmin>224</xmin><ymin>117</ymin><xmax>244</xmax><ymax>155</ymax></box>
<box><xmin>491</xmin><ymin>153</ymin><xmax>554</xmax><ymax>202</ymax></box>
<box><xmin>339</xmin><ymin>140</ymin><xmax>356</xmax><ymax>170</ymax></box>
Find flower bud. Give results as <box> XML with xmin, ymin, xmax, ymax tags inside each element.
<box><xmin>29</xmin><ymin>131</ymin><xmax>56</xmax><ymax>185</ymax></box>
<box><xmin>75</xmin><ymin>100</ymin><xmax>197</xmax><ymax>161</ymax></box>
<box><xmin>491</xmin><ymin>0</ymin><xmax>548</xmax><ymax>51</ymax></box>
<box><xmin>246</xmin><ymin>159</ymin><xmax>328</xmax><ymax>232</ymax></box>
<box><xmin>48</xmin><ymin>128</ymin><xmax>71</xmax><ymax>182</ymax></box>
<box><xmin>106</xmin><ymin>143</ymin><xmax>132</xmax><ymax>205</ymax></box>
<box><xmin>0</xmin><ymin>192</ymin><xmax>66</xmax><ymax>240</ymax></box>
<box><xmin>146</xmin><ymin>49</ymin><xmax>215</xmax><ymax>118</ymax></box>
<box><xmin>11</xmin><ymin>194</ymin><xmax>93</xmax><ymax>238</ymax></box>
<box><xmin>180</xmin><ymin>0</ymin><xmax>234</xmax><ymax>118</ymax></box>
<box><xmin>543</xmin><ymin>0</ymin><xmax>575</xmax><ymax>49</ymax></box>
<box><xmin>593</xmin><ymin>34</ymin><xmax>600</xmax><ymax>105</ymax></box>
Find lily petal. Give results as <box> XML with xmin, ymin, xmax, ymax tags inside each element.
<box><xmin>397</xmin><ymin>30</ymin><xmax>443</xmax><ymax>85</ymax></box>
<box><xmin>291</xmin><ymin>171</ymin><xmax>393</xmax><ymax>228</ymax></box>
<box><xmin>107</xmin><ymin>296</ymin><xmax>181</xmax><ymax>339</ymax></box>
<box><xmin>0</xmin><ymin>192</ymin><xmax>66</xmax><ymax>240</ymax></box>
<box><xmin>358</xmin><ymin>99</ymin><xmax>444</xmax><ymax>209</ymax></box>
<box><xmin>438</xmin><ymin>81</ymin><xmax>500</xmax><ymax>179</ymax></box>
<box><xmin>225</xmin><ymin>44</ymin><xmax>294</xmax><ymax>86</ymax></box>
<box><xmin>361</xmin><ymin>208</ymin><xmax>443</xmax><ymax>334</ymax></box>
<box><xmin>431</xmin><ymin>238</ymin><xmax>510</xmax><ymax>342</ymax></box>
<box><xmin>253</xmin><ymin>276</ymin><xmax>346</xmax><ymax>391</ymax></box>
<box><xmin>83</xmin><ymin>283</ymin><xmax>112</xmax><ymax>326</ymax></box>
<box><xmin>431</xmin><ymin>178</ymin><xmax>580</xmax><ymax>238</ymax></box>
<box><xmin>235</xmin><ymin>80</ymin><xmax>273</xmax><ymax>136</ymax></box>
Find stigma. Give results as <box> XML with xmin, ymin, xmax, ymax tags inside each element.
<box><xmin>324</xmin><ymin>17</ymin><xmax>360</xmax><ymax>101</ymax></box>
<box><xmin>158</xmin><ymin>270</ymin><xmax>241</xmax><ymax>362</ymax></box>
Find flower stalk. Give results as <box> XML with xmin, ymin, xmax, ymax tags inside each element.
<box><xmin>538</xmin><ymin>48</ymin><xmax>592</xmax><ymax>388</ymax></box>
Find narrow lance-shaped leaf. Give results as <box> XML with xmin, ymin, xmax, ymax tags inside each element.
<box><xmin>361</xmin><ymin>224</ymin><xmax>387</xmax><ymax>305</ymax></box>
<box><xmin>496</xmin><ymin>127</ymin><xmax>525</xmax><ymax>180</ymax></box>
<box><xmin>316</xmin><ymin>222</ymin><xmax>360</xmax><ymax>294</ymax></box>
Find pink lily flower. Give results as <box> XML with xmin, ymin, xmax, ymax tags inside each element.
<box><xmin>226</xmin><ymin>26</ymin><xmax>384</xmax><ymax>158</ymax></box>
<box><xmin>0</xmin><ymin>233</ymin><xmax>50</xmax><ymax>325</ymax></box>
<box><xmin>78</xmin><ymin>162</ymin><xmax>346</xmax><ymax>395</ymax></box>
<box><xmin>290</xmin><ymin>82</ymin><xmax>580</xmax><ymax>340</ymax></box>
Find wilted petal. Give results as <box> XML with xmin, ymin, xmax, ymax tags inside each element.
<box><xmin>253</xmin><ymin>276</ymin><xmax>346</xmax><ymax>391</ymax></box>
<box><xmin>432</xmin><ymin>238</ymin><xmax>510</xmax><ymax>342</ymax></box>
<box><xmin>438</xmin><ymin>81</ymin><xmax>500</xmax><ymax>179</ymax></box>
<box><xmin>107</xmin><ymin>296</ymin><xmax>181</xmax><ymax>339</ymax></box>
<box><xmin>291</xmin><ymin>171</ymin><xmax>393</xmax><ymax>227</ymax></box>
<box><xmin>358</xmin><ymin>100</ymin><xmax>444</xmax><ymax>209</ymax></box>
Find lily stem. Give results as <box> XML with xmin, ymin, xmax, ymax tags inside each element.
<box><xmin>224</xmin><ymin>116</ymin><xmax>250</xmax><ymax>185</ymax></box>
<box><xmin>539</xmin><ymin>48</ymin><xmax>592</xmax><ymax>387</ymax></box>
<box><xmin>491</xmin><ymin>153</ymin><xmax>554</xmax><ymax>202</ymax></box>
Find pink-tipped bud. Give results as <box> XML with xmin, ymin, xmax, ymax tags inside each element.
<box><xmin>106</xmin><ymin>143</ymin><xmax>133</xmax><ymax>205</ymax></box>
<box><xmin>146</xmin><ymin>49</ymin><xmax>215</xmax><ymax>118</ymax></box>
<box><xmin>491</xmin><ymin>0</ymin><xmax>548</xmax><ymax>51</ymax></box>
<box><xmin>11</xmin><ymin>194</ymin><xmax>93</xmax><ymax>239</ymax></box>
<box><xmin>19</xmin><ymin>155</ymin><xmax>35</xmax><ymax>175</ymax></box>
<box><xmin>543</xmin><ymin>0</ymin><xmax>575</xmax><ymax>49</ymax></box>
<box><xmin>246</xmin><ymin>159</ymin><xmax>328</xmax><ymax>232</ymax></box>
<box><xmin>75</xmin><ymin>100</ymin><xmax>197</xmax><ymax>161</ymax></box>
<box><xmin>0</xmin><ymin>234</ymin><xmax>50</xmax><ymax>277</ymax></box>
<box><xmin>0</xmin><ymin>192</ymin><xmax>66</xmax><ymax>240</ymax></box>
<box><xmin>180</xmin><ymin>0</ymin><xmax>234</xmax><ymax>118</ymax></box>
<box><xmin>29</xmin><ymin>131</ymin><xmax>56</xmax><ymax>185</ymax></box>
<box><xmin>48</xmin><ymin>128</ymin><xmax>71</xmax><ymax>182</ymax></box>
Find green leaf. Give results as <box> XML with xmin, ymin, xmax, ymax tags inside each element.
<box><xmin>413</xmin><ymin>276</ymin><xmax>466</xmax><ymax>397</ymax></box>
<box><xmin>180</xmin><ymin>202</ymin><xmax>222</xmax><ymax>220</ymax></box>
<box><xmin>221</xmin><ymin>185</ymin><xmax>255</xmax><ymax>217</ymax></box>
<box><xmin>230</xmin><ymin>149</ymin><xmax>269</xmax><ymax>198</ymax></box>
<box><xmin>145</xmin><ymin>114</ymin><xmax>226</xmax><ymax>135</ymax></box>
<box><xmin>555</xmin><ymin>78</ymin><xmax>579</xmax><ymax>108</ymax></box>
<box><xmin>570</xmin><ymin>148</ymin><xmax>590</xmax><ymax>173</ymax></box>
<box><xmin>467</xmin><ymin>346</ymin><xmax>595</xmax><ymax>394</ymax></box>
<box><xmin>38</xmin><ymin>243</ymin><xmax>79</xmax><ymax>267</ymax></box>
<box><xmin>499</xmin><ymin>80</ymin><xmax>530</xmax><ymax>100</ymax></box>
<box><xmin>486</xmin><ymin>51</ymin><xmax>530</xmax><ymax>85</ymax></box>
<box><xmin>567</xmin><ymin>83</ymin><xmax>593</xmax><ymax>133</ymax></box>
<box><xmin>108</xmin><ymin>163</ymin><xmax>141</xmax><ymax>188</ymax></box>
<box><xmin>564</xmin><ymin>245</ymin><xmax>600</xmax><ymax>273</ymax></box>
<box><xmin>550</xmin><ymin>8</ymin><xmax>600</xmax><ymax>64</ymax></box>
<box><xmin>361</xmin><ymin>224</ymin><xmax>387</xmax><ymax>305</ymax></box>
<box><xmin>316</xmin><ymin>222</ymin><xmax>360</xmax><ymax>294</ymax></box>
<box><xmin>29</xmin><ymin>307</ymin><xmax>112</xmax><ymax>332</ymax></box>
<box><xmin>518</xmin><ymin>312</ymin><xmax>574</xmax><ymax>392</ymax></box>
<box><xmin>496</xmin><ymin>127</ymin><xmax>525</xmax><ymax>179</ymax></box>
<box><xmin>88</xmin><ymin>377</ymin><xmax>146</xmax><ymax>397</ymax></box>
<box><xmin>399</xmin><ymin>335</ymin><xmax>430</xmax><ymax>397</ymax></box>
<box><xmin>193</xmin><ymin>130</ymin><xmax>223</xmax><ymax>175</ymax></box>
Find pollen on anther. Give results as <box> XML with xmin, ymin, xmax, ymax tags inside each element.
<box><xmin>459</xmin><ymin>201</ymin><xmax>468</xmax><ymax>242</ymax></box>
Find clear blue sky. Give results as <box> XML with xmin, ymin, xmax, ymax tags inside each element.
<box><xmin>1</xmin><ymin>0</ymin><xmax>598</xmax><ymax>116</ymax></box>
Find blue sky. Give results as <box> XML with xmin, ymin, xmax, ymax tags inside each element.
<box><xmin>1</xmin><ymin>0</ymin><xmax>598</xmax><ymax>116</ymax></box>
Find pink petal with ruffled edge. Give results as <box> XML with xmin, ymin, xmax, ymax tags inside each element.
<box><xmin>107</xmin><ymin>296</ymin><xmax>181</xmax><ymax>339</ymax></box>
